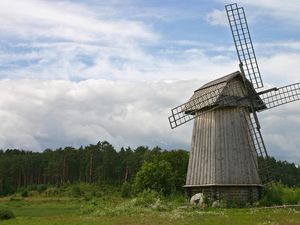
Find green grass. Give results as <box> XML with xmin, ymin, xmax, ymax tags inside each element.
<box><xmin>0</xmin><ymin>197</ymin><xmax>79</xmax><ymax>217</ymax></box>
<box><xmin>1</xmin><ymin>196</ymin><xmax>300</xmax><ymax>225</ymax></box>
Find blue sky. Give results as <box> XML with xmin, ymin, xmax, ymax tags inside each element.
<box><xmin>0</xmin><ymin>0</ymin><xmax>300</xmax><ymax>164</ymax></box>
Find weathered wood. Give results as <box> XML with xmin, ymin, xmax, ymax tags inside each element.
<box><xmin>184</xmin><ymin>74</ymin><xmax>263</xmax><ymax>202</ymax></box>
<box><xmin>185</xmin><ymin>185</ymin><xmax>261</xmax><ymax>202</ymax></box>
<box><xmin>185</xmin><ymin>107</ymin><xmax>260</xmax><ymax>186</ymax></box>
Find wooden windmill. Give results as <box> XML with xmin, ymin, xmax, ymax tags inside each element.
<box><xmin>168</xmin><ymin>3</ymin><xmax>300</xmax><ymax>202</ymax></box>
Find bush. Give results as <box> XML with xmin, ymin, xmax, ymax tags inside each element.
<box><xmin>44</xmin><ymin>187</ymin><xmax>60</xmax><ymax>197</ymax></box>
<box><xmin>134</xmin><ymin>189</ymin><xmax>161</xmax><ymax>207</ymax></box>
<box><xmin>0</xmin><ymin>209</ymin><xmax>15</xmax><ymax>220</ymax></box>
<box><xmin>26</xmin><ymin>184</ymin><xmax>37</xmax><ymax>191</ymax></box>
<box><xmin>260</xmin><ymin>183</ymin><xmax>284</xmax><ymax>206</ymax></box>
<box><xmin>37</xmin><ymin>184</ymin><xmax>48</xmax><ymax>193</ymax></box>
<box><xmin>70</xmin><ymin>186</ymin><xmax>82</xmax><ymax>198</ymax></box>
<box><xmin>260</xmin><ymin>183</ymin><xmax>300</xmax><ymax>206</ymax></box>
<box><xmin>282</xmin><ymin>187</ymin><xmax>300</xmax><ymax>205</ymax></box>
<box><xmin>133</xmin><ymin>160</ymin><xmax>175</xmax><ymax>196</ymax></box>
<box><xmin>21</xmin><ymin>190</ymin><xmax>28</xmax><ymax>197</ymax></box>
<box><xmin>121</xmin><ymin>182</ymin><xmax>131</xmax><ymax>198</ymax></box>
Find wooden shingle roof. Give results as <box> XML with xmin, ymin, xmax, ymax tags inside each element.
<box><xmin>184</xmin><ymin>71</ymin><xmax>266</xmax><ymax>114</ymax></box>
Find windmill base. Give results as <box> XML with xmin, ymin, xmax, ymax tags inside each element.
<box><xmin>185</xmin><ymin>185</ymin><xmax>262</xmax><ymax>204</ymax></box>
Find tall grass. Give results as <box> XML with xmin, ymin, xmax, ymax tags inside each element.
<box><xmin>260</xmin><ymin>183</ymin><xmax>300</xmax><ymax>206</ymax></box>
<box><xmin>80</xmin><ymin>189</ymin><xmax>185</xmax><ymax>216</ymax></box>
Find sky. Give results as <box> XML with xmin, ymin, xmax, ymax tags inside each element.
<box><xmin>0</xmin><ymin>0</ymin><xmax>300</xmax><ymax>164</ymax></box>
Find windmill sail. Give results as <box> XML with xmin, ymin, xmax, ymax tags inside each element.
<box><xmin>168</xmin><ymin>72</ymin><xmax>265</xmax><ymax>129</ymax></box>
<box><xmin>259</xmin><ymin>82</ymin><xmax>300</xmax><ymax>110</ymax></box>
<box><xmin>225</xmin><ymin>3</ymin><xmax>263</xmax><ymax>89</ymax></box>
<box><xmin>246</xmin><ymin>113</ymin><xmax>273</xmax><ymax>183</ymax></box>
<box><xmin>168</xmin><ymin>81</ymin><xmax>227</xmax><ymax>129</ymax></box>
<box><xmin>168</xmin><ymin>75</ymin><xmax>248</xmax><ymax>129</ymax></box>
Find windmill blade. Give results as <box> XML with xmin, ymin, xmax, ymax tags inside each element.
<box><xmin>225</xmin><ymin>3</ymin><xmax>263</xmax><ymax>89</ymax></box>
<box><xmin>168</xmin><ymin>80</ymin><xmax>244</xmax><ymax>129</ymax></box>
<box><xmin>259</xmin><ymin>82</ymin><xmax>300</xmax><ymax>110</ymax></box>
<box><xmin>168</xmin><ymin>82</ymin><xmax>225</xmax><ymax>129</ymax></box>
<box><xmin>247</xmin><ymin>113</ymin><xmax>273</xmax><ymax>183</ymax></box>
<box><xmin>238</xmin><ymin>108</ymin><xmax>273</xmax><ymax>183</ymax></box>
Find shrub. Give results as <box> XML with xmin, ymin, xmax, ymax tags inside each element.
<box><xmin>282</xmin><ymin>187</ymin><xmax>300</xmax><ymax>205</ymax></box>
<box><xmin>21</xmin><ymin>190</ymin><xmax>28</xmax><ymax>197</ymax></box>
<box><xmin>134</xmin><ymin>189</ymin><xmax>161</xmax><ymax>207</ymax></box>
<box><xmin>37</xmin><ymin>184</ymin><xmax>48</xmax><ymax>193</ymax></box>
<box><xmin>260</xmin><ymin>183</ymin><xmax>283</xmax><ymax>206</ymax></box>
<box><xmin>28</xmin><ymin>190</ymin><xmax>39</xmax><ymax>197</ymax></box>
<box><xmin>168</xmin><ymin>193</ymin><xmax>188</xmax><ymax>205</ymax></box>
<box><xmin>260</xmin><ymin>183</ymin><xmax>300</xmax><ymax>206</ymax></box>
<box><xmin>26</xmin><ymin>184</ymin><xmax>37</xmax><ymax>191</ymax></box>
<box><xmin>0</xmin><ymin>209</ymin><xmax>15</xmax><ymax>220</ymax></box>
<box><xmin>133</xmin><ymin>160</ymin><xmax>175</xmax><ymax>196</ymax></box>
<box><xmin>70</xmin><ymin>186</ymin><xmax>82</xmax><ymax>198</ymax></box>
<box><xmin>44</xmin><ymin>187</ymin><xmax>60</xmax><ymax>197</ymax></box>
<box><xmin>121</xmin><ymin>182</ymin><xmax>131</xmax><ymax>198</ymax></box>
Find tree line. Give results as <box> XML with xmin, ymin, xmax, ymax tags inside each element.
<box><xmin>0</xmin><ymin>140</ymin><xmax>299</xmax><ymax>196</ymax></box>
<box><xmin>0</xmin><ymin>141</ymin><xmax>189</xmax><ymax>196</ymax></box>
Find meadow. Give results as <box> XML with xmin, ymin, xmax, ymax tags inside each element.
<box><xmin>0</xmin><ymin>184</ymin><xmax>300</xmax><ymax>225</ymax></box>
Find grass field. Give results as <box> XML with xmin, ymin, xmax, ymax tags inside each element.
<box><xmin>1</xmin><ymin>196</ymin><xmax>300</xmax><ymax>225</ymax></box>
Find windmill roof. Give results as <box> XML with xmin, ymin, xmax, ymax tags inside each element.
<box><xmin>195</xmin><ymin>71</ymin><xmax>241</xmax><ymax>91</ymax></box>
<box><xmin>184</xmin><ymin>71</ymin><xmax>266</xmax><ymax>114</ymax></box>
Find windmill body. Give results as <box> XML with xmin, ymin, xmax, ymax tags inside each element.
<box><xmin>184</xmin><ymin>72</ymin><xmax>263</xmax><ymax>201</ymax></box>
<box><xmin>168</xmin><ymin>3</ymin><xmax>300</xmax><ymax>203</ymax></box>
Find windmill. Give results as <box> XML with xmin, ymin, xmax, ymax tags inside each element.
<box><xmin>168</xmin><ymin>3</ymin><xmax>300</xmax><ymax>202</ymax></box>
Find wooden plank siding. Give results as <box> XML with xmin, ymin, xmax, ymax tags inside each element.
<box><xmin>184</xmin><ymin>75</ymin><xmax>263</xmax><ymax>202</ymax></box>
<box><xmin>185</xmin><ymin>107</ymin><xmax>261</xmax><ymax>187</ymax></box>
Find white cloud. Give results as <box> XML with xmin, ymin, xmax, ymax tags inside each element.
<box><xmin>0</xmin><ymin>0</ymin><xmax>157</xmax><ymax>43</ymax></box>
<box><xmin>205</xmin><ymin>9</ymin><xmax>228</xmax><ymax>26</ymax></box>
<box><xmin>0</xmin><ymin>40</ymin><xmax>238</xmax><ymax>81</ymax></box>
<box><xmin>0</xmin><ymin>79</ymin><xmax>195</xmax><ymax>151</ymax></box>
<box><xmin>258</xmin><ymin>51</ymin><xmax>300</xmax><ymax>86</ymax></box>
<box><xmin>260</xmin><ymin>103</ymin><xmax>300</xmax><ymax>162</ymax></box>
<box><xmin>220</xmin><ymin>0</ymin><xmax>300</xmax><ymax>25</ymax></box>
<box><xmin>0</xmin><ymin>0</ymin><xmax>300</xmax><ymax>165</ymax></box>
<box><xmin>0</xmin><ymin>78</ymin><xmax>299</xmax><ymax>164</ymax></box>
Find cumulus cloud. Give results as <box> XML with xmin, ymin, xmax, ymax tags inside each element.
<box><xmin>0</xmin><ymin>0</ymin><xmax>300</xmax><ymax>165</ymax></box>
<box><xmin>0</xmin><ymin>78</ymin><xmax>299</xmax><ymax>164</ymax></box>
<box><xmin>0</xmin><ymin>79</ymin><xmax>196</xmax><ymax>151</ymax></box>
<box><xmin>259</xmin><ymin>52</ymin><xmax>300</xmax><ymax>86</ymax></box>
<box><xmin>260</xmin><ymin>103</ymin><xmax>300</xmax><ymax>163</ymax></box>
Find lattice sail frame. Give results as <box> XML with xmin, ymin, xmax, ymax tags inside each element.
<box><xmin>259</xmin><ymin>82</ymin><xmax>300</xmax><ymax>111</ymax></box>
<box><xmin>169</xmin><ymin>81</ymin><xmax>300</xmax><ymax>128</ymax></box>
<box><xmin>168</xmin><ymin>2</ymin><xmax>300</xmax><ymax>184</ymax></box>
<box><xmin>168</xmin><ymin>81</ymin><xmax>242</xmax><ymax>129</ymax></box>
<box><xmin>243</xmin><ymin>112</ymin><xmax>273</xmax><ymax>183</ymax></box>
<box><xmin>169</xmin><ymin>81</ymin><xmax>300</xmax><ymax>183</ymax></box>
<box><xmin>225</xmin><ymin>3</ymin><xmax>263</xmax><ymax>89</ymax></box>
<box><xmin>168</xmin><ymin>82</ymin><xmax>226</xmax><ymax>129</ymax></box>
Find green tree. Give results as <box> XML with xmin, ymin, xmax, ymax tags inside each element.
<box><xmin>133</xmin><ymin>160</ymin><xmax>175</xmax><ymax>196</ymax></box>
